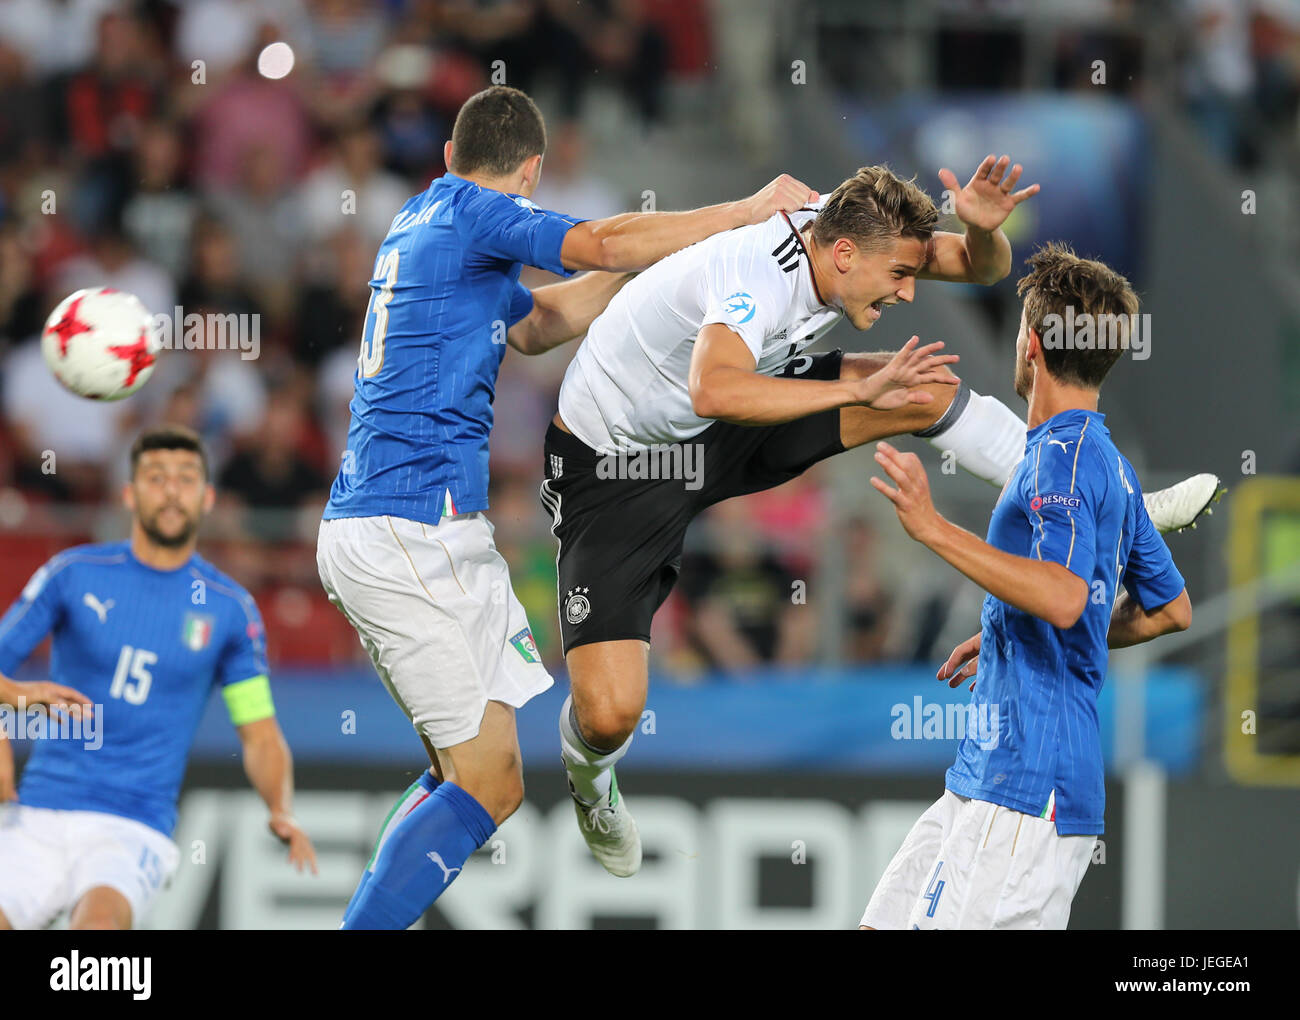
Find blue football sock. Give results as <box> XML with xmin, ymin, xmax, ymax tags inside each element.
<box><xmin>341</xmin><ymin>779</ymin><xmax>495</xmax><ymax>930</ymax></box>
<box><xmin>341</xmin><ymin>772</ymin><xmax>440</xmax><ymax>929</ymax></box>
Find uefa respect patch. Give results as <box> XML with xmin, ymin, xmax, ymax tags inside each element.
<box><xmin>1029</xmin><ymin>493</ymin><xmax>1082</xmax><ymax>511</ymax></box>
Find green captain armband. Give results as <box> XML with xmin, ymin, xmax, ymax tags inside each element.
<box><xmin>223</xmin><ymin>675</ymin><xmax>275</xmax><ymax>726</ymax></box>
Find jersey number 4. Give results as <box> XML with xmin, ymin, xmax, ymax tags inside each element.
<box><xmin>921</xmin><ymin>860</ymin><xmax>946</xmax><ymax>919</ymax></box>
<box><xmin>110</xmin><ymin>645</ymin><xmax>157</xmax><ymax>705</ymax></box>
<box><xmin>359</xmin><ymin>250</ymin><xmax>400</xmax><ymax>378</ymax></box>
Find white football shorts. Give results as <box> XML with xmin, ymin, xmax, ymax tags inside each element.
<box><xmin>0</xmin><ymin>803</ymin><xmax>179</xmax><ymax>929</ymax></box>
<box><xmin>316</xmin><ymin>513</ymin><xmax>553</xmax><ymax>748</ymax></box>
<box><xmin>860</xmin><ymin>790</ymin><xmax>1096</xmax><ymax>930</ymax></box>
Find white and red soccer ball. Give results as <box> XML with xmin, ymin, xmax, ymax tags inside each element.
<box><xmin>41</xmin><ymin>287</ymin><xmax>159</xmax><ymax>401</ymax></box>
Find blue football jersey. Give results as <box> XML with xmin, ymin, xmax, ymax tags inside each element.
<box><xmin>324</xmin><ymin>172</ymin><xmax>585</xmax><ymax>524</ymax></box>
<box><xmin>944</xmin><ymin>409</ymin><xmax>1185</xmax><ymax>835</ymax></box>
<box><xmin>0</xmin><ymin>541</ymin><xmax>271</xmax><ymax>837</ymax></box>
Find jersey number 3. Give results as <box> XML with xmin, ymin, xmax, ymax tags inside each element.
<box><xmin>110</xmin><ymin>645</ymin><xmax>156</xmax><ymax>705</ymax></box>
<box><xmin>359</xmin><ymin>250</ymin><xmax>400</xmax><ymax>378</ymax></box>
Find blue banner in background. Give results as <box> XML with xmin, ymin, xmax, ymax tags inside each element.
<box><xmin>171</xmin><ymin>664</ymin><xmax>1201</xmax><ymax>774</ymax></box>
<box><xmin>838</xmin><ymin>94</ymin><xmax>1148</xmax><ymax>284</ymax></box>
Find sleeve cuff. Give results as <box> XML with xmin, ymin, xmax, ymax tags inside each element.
<box><xmin>535</xmin><ymin>216</ymin><xmax>585</xmax><ymax>277</ymax></box>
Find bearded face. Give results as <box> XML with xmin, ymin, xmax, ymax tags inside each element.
<box><xmin>128</xmin><ymin>450</ymin><xmax>210</xmax><ymax>549</ymax></box>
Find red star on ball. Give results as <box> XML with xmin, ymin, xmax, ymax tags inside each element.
<box><xmin>47</xmin><ymin>295</ymin><xmax>94</xmax><ymax>356</ymax></box>
<box><xmin>107</xmin><ymin>328</ymin><xmax>156</xmax><ymax>387</ymax></box>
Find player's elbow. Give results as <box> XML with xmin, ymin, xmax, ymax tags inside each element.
<box><xmin>974</xmin><ymin>257</ymin><xmax>1011</xmax><ymax>287</ymax></box>
<box><xmin>563</xmin><ymin>225</ymin><xmax>625</xmax><ymax>273</ymax></box>
<box><xmin>507</xmin><ymin>328</ymin><xmax>540</xmax><ymax>356</ymax></box>
<box><xmin>1165</xmin><ymin>590</ymin><xmax>1192</xmax><ymax>633</ymax></box>
<box><xmin>591</xmin><ymin>232</ymin><xmax>647</xmax><ymax>272</ymax></box>
<box><xmin>1048</xmin><ymin>579</ymin><xmax>1089</xmax><ymax>630</ymax></box>
<box><xmin>1049</xmin><ymin>605</ymin><xmax>1085</xmax><ymax>631</ymax></box>
<box><xmin>571</xmin><ymin>226</ymin><xmax>634</xmax><ymax>272</ymax></box>
<box><xmin>689</xmin><ymin>375</ymin><xmax>725</xmax><ymax>420</ymax></box>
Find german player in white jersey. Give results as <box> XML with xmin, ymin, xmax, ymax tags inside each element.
<box><xmin>541</xmin><ymin>159</ymin><xmax>1220</xmax><ymax>876</ymax></box>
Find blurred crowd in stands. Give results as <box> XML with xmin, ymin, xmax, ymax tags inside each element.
<box><xmin>824</xmin><ymin>0</ymin><xmax>1300</xmax><ymax>168</ymax></box>
<box><xmin>1180</xmin><ymin>0</ymin><xmax>1300</xmax><ymax>167</ymax></box>
<box><xmin>0</xmin><ymin>0</ymin><xmax>889</xmax><ymax>674</ymax></box>
<box><xmin>1</xmin><ymin>0</ymin><xmax>1288</xmax><ymax>673</ymax></box>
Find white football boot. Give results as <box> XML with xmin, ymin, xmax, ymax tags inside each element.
<box><xmin>1143</xmin><ymin>473</ymin><xmax>1225</xmax><ymax>534</ymax></box>
<box><xmin>570</xmin><ymin>769</ymin><xmax>642</xmax><ymax>877</ymax></box>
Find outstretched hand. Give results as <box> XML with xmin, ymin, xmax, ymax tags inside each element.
<box><xmin>938</xmin><ymin>155</ymin><xmax>1038</xmax><ymax>234</ymax></box>
<box><xmin>871</xmin><ymin>440</ymin><xmax>943</xmax><ymax>544</ymax></box>
<box><xmin>850</xmin><ymin>336</ymin><xmax>959</xmax><ymax>411</ymax></box>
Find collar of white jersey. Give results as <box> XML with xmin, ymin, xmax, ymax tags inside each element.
<box><xmin>779</xmin><ymin>204</ymin><xmax>834</xmax><ymax>312</ymax></box>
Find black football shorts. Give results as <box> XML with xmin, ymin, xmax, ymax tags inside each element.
<box><xmin>540</xmin><ymin>349</ymin><xmax>846</xmax><ymax>654</ymax></box>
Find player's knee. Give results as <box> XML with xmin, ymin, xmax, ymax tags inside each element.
<box><xmin>842</xmin><ymin>351</ymin><xmax>959</xmax><ymax>392</ymax></box>
<box><xmin>497</xmin><ymin>763</ymin><xmax>525</xmax><ymax>821</ymax></box>
<box><xmin>840</xmin><ymin>352</ymin><xmax>891</xmax><ymax>381</ymax></box>
<box><xmin>71</xmin><ymin>909</ymin><xmax>129</xmax><ymax>931</ymax></box>
<box><xmin>916</xmin><ymin>380</ymin><xmax>958</xmax><ymax>426</ymax></box>
<box><xmin>844</xmin><ymin>352</ymin><xmax>958</xmax><ymax>428</ymax></box>
<box><xmin>73</xmin><ymin>916</ymin><xmax>121</xmax><ymax>930</ymax></box>
<box><xmin>579</xmin><ymin>702</ymin><xmax>640</xmax><ymax>750</ymax></box>
<box><xmin>477</xmin><ymin>757</ymin><xmax>525</xmax><ymax>824</ymax></box>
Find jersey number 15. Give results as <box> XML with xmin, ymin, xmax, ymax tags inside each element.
<box><xmin>110</xmin><ymin>645</ymin><xmax>156</xmax><ymax>705</ymax></box>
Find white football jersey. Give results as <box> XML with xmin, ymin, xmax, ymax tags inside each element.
<box><xmin>557</xmin><ymin>206</ymin><xmax>844</xmax><ymax>451</ymax></box>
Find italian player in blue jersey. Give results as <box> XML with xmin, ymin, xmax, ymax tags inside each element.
<box><xmin>0</xmin><ymin>426</ymin><xmax>317</xmax><ymax>930</ymax></box>
<box><xmin>316</xmin><ymin>84</ymin><xmax>818</xmax><ymax>929</ymax></box>
<box><xmin>861</xmin><ymin>244</ymin><xmax>1192</xmax><ymax>929</ymax></box>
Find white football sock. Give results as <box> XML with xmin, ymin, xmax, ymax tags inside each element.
<box><xmin>913</xmin><ymin>385</ymin><xmax>1027</xmax><ymax>488</ymax></box>
<box><xmin>559</xmin><ymin>694</ymin><xmax>633</xmax><ymax>805</ymax></box>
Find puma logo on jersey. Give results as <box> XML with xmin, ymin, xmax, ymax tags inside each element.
<box><xmin>426</xmin><ymin>851</ymin><xmax>461</xmax><ymax>884</ymax></box>
<box><xmin>82</xmin><ymin>593</ymin><xmax>115</xmax><ymax>623</ymax></box>
<box><xmin>1047</xmin><ymin>439</ymin><xmax>1074</xmax><ymax>453</ymax></box>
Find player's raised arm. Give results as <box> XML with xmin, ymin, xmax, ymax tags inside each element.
<box><xmin>871</xmin><ymin>441</ymin><xmax>1090</xmax><ymax>630</ymax></box>
<box><xmin>918</xmin><ymin>155</ymin><xmax>1038</xmax><ymax>285</ymax></box>
<box><xmin>507</xmin><ymin>271</ymin><xmax>635</xmax><ymax>356</ymax></box>
<box><xmin>559</xmin><ymin>174</ymin><xmax>819</xmax><ymax>273</ymax></box>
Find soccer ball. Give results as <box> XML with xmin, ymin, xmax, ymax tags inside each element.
<box><xmin>41</xmin><ymin>287</ymin><xmax>159</xmax><ymax>401</ymax></box>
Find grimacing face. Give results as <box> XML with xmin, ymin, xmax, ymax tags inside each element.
<box><xmin>831</xmin><ymin>235</ymin><xmax>928</xmax><ymax>331</ymax></box>
<box><xmin>126</xmin><ymin>449</ymin><xmax>211</xmax><ymax>549</ymax></box>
